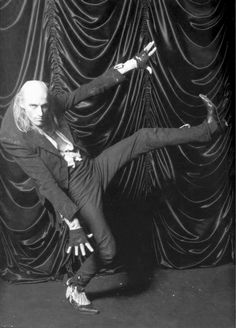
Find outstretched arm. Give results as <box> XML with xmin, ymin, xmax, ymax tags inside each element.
<box><xmin>2</xmin><ymin>138</ymin><xmax>94</xmax><ymax>257</ymax></box>
<box><xmin>55</xmin><ymin>41</ymin><xmax>156</xmax><ymax>112</ymax></box>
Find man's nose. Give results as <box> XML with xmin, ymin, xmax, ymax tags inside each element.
<box><xmin>37</xmin><ymin>106</ymin><xmax>44</xmax><ymax>114</ymax></box>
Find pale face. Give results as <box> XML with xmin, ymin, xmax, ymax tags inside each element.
<box><xmin>21</xmin><ymin>81</ymin><xmax>49</xmax><ymax>128</ymax></box>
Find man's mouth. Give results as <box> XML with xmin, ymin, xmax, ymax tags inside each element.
<box><xmin>33</xmin><ymin>118</ymin><xmax>44</xmax><ymax>126</ymax></box>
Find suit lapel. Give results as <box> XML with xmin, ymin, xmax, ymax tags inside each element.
<box><xmin>26</xmin><ymin>130</ymin><xmax>60</xmax><ymax>155</ymax></box>
<box><xmin>25</xmin><ymin>120</ymin><xmax>75</xmax><ymax>155</ymax></box>
<box><xmin>59</xmin><ymin>120</ymin><xmax>74</xmax><ymax>143</ymax></box>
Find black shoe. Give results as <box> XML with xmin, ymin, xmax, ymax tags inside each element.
<box><xmin>66</xmin><ymin>284</ymin><xmax>99</xmax><ymax>315</ymax></box>
<box><xmin>199</xmin><ymin>94</ymin><xmax>228</xmax><ymax>132</ymax></box>
<box><xmin>72</xmin><ymin>303</ymin><xmax>100</xmax><ymax>315</ymax></box>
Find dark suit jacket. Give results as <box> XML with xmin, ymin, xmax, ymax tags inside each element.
<box><xmin>0</xmin><ymin>68</ymin><xmax>125</xmax><ymax>221</ymax></box>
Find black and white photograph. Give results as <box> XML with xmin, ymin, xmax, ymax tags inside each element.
<box><xmin>0</xmin><ymin>1</ymin><xmax>234</xmax><ymax>327</ymax></box>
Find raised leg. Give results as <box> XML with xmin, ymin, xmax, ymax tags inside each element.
<box><xmin>95</xmin><ymin>121</ymin><xmax>213</xmax><ymax>189</ymax></box>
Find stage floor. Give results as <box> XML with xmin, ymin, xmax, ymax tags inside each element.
<box><xmin>0</xmin><ymin>263</ymin><xmax>234</xmax><ymax>328</ymax></box>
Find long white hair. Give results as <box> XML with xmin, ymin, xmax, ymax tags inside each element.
<box><xmin>13</xmin><ymin>81</ymin><xmax>58</xmax><ymax>133</ymax></box>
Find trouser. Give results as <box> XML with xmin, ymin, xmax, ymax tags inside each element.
<box><xmin>67</xmin><ymin>121</ymin><xmax>212</xmax><ymax>288</ymax></box>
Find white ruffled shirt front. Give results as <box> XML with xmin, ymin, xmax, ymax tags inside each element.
<box><xmin>44</xmin><ymin>131</ymin><xmax>82</xmax><ymax>168</ymax></box>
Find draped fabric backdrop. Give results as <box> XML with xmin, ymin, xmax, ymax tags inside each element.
<box><xmin>0</xmin><ymin>0</ymin><xmax>234</xmax><ymax>283</ymax></box>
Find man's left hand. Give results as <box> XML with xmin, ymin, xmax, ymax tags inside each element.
<box><xmin>134</xmin><ymin>41</ymin><xmax>157</xmax><ymax>74</ymax></box>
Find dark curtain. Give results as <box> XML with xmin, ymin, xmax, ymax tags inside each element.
<box><xmin>0</xmin><ymin>0</ymin><xmax>234</xmax><ymax>283</ymax></box>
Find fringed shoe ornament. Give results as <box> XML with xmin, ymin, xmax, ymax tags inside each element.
<box><xmin>66</xmin><ymin>281</ymin><xmax>99</xmax><ymax>314</ymax></box>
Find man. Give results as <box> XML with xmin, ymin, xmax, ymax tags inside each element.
<box><xmin>0</xmin><ymin>40</ymin><xmax>226</xmax><ymax>314</ymax></box>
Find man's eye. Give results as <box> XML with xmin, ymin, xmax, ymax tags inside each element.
<box><xmin>42</xmin><ymin>105</ymin><xmax>48</xmax><ymax>111</ymax></box>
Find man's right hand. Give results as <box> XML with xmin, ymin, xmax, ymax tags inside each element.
<box><xmin>63</xmin><ymin>217</ymin><xmax>94</xmax><ymax>257</ymax></box>
<box><xmin>66</xmin><ymin>227</ymin><xmax>94</xmax><ymax>257</ymax></box>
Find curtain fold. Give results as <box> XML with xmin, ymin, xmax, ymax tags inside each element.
<box><xmin>0</xmin><ymin>0</ymin><xmax>234</xmax><ymax>283</ymax></box>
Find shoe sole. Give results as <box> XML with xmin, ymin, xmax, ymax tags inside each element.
<box><xmin>66</xmin><ymin>298</ymin><xmax>99</xmax><ymax>314</ymax></box>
